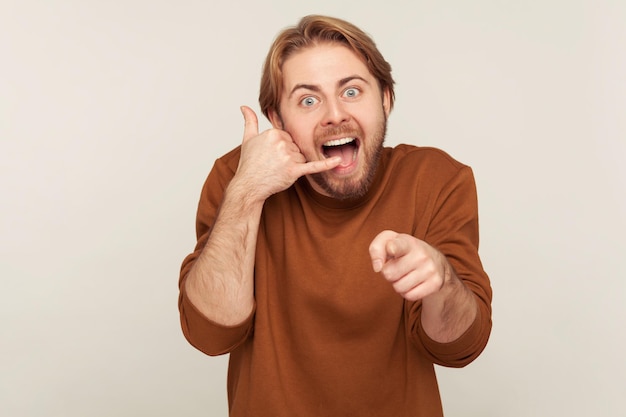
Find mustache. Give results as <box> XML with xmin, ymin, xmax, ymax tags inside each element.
<box><xmin>315</xmin><ymin>125</ymin><xmax>363</xmax><ymax>143</ymax></box>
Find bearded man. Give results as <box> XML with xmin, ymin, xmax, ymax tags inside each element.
<box><xmin>179</xmin><ymin>14</ymin><xmax>492</xmax><ymax>417</ymax></box>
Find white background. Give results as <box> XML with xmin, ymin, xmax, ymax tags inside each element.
<box><xmin>1</xmin><ymin>0</ymin><xmax>624</xmax><ymax>416</ymax></box>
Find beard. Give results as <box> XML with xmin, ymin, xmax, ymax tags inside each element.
<box><xmin>309</xmin><ymin>116</ymin><xmax>387</xmax><ymax>200</ymax></box>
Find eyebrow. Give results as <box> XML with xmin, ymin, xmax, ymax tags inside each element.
<box><xmin>288</xmin><ymin>75</ymin><xmax>370</xmax><ymax>98</ymax></box>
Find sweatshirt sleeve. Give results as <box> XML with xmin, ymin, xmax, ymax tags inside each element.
<box><xmin>178</xmin><ymin>147</ymin><xmax>255</xmax><ymax>356</ymax></box>
<box><xmin>407</xmin><ymin>164</ymin><xmax>493</xmax><ymax>367</ymax></box>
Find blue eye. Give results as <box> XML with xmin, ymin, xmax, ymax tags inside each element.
<box><xmin>301</xmin><ymin>96</ymin><xmax>318</xmax><ymax>107</ymax></box>
<box><xmin>344</xmin><ymin>88</ymin><xmax>359</xmax><ymax>98</ymax></box>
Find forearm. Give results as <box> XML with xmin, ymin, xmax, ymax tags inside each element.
<box><xmin>420</xmin><ymin>260</ymin><xmax>478</xmax><ymax>343</ymax></box>
<box><xmin>184</xmin><ymin>178</ymin><xmax>264</xmax><ymax>326</ymax></box>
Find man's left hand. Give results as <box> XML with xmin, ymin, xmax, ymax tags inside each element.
<box><xmin>369</xmin><ymin>230</ymin><xmax>449</xmax><ymax>301</ymax></box>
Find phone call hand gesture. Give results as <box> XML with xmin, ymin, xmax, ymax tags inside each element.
<box><xmin>236</xmin><ymin>106</ymin><xmax>341</xmax><ymax>201</ymax></box>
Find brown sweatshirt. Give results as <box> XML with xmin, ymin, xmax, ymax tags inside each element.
<box><xmin>179</xmin><ymin>144</ymin><xmax>492</xmax><ymax>416</ymax></box>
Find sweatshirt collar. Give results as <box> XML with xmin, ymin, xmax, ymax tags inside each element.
<box><xmin>295</xmin><ymin>148</ymin><xmax>389</xmax><ymax>210</ymax></box>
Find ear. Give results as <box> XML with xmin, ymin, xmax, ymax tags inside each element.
<box><xmin>268</xmin><ymin>109</ymin><xmax>284</xmax><ymax>129</ymax></box>
<box><xmin>382</xmin><ymin>87</ymin><xmax>391</xmax><ymax>118</ymax></box>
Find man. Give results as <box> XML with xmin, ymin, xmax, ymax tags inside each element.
<box><xmin>179</xmin><ymin>15</ymin><xmax>492</xmax><ymax>416</ymax></box>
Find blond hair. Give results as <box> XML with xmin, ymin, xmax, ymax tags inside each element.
<box><xmin>259</xmin><ymin>15</ymin><xmax>395</xmax><ymax>119</ymax></box>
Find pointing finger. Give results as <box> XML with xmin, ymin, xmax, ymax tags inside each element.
<box><xmin>240</xmin><ymin>105</ymin><xmax>259</xmax><ymax>142</ymax></box>
<box><xmin>369</xmin><ymin>230</ymin><xmax>399</xmax><ymax>272</ymax></box>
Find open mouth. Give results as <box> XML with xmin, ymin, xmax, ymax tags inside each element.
<box><xmin>322</xmin><ymin>137</ymin><xmax>359</xmax><ymax>167</ymax></box>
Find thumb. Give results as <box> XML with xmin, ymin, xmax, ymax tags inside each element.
<box><xmin>240</xmin><ymin>105</ymin><xmax>259</xmax><ymax>142</ymax></box>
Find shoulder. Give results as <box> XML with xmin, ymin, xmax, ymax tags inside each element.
<box><xmin>214</xmin><ymin>146</ymin><xmax>242</xmax><ymax>174</ymax></box>
<box><xmin>384</xmin><ymin>144</ymin><xmax>469</xmax><ymax>178</ymax></box>
<box><xmin>199</xmin><ymin>146</ymin><xmax>241</xmax><ymax>197</ymax></box>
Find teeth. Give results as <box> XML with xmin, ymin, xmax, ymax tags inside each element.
<box><xmin>323</xmin><ymin>137</ymin><xmax>355</xmax><ymax>147</ymax></box>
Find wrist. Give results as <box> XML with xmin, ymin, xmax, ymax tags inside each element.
<box><xmin>226</xmin><ymin>176</ymin><xmax>267</xmax><ymax>211</ymax></box>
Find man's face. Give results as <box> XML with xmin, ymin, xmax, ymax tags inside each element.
<box><xmin>270</xmin><ymin>42</ymin><xmax>391</xmax><ymax>200</ymax></box>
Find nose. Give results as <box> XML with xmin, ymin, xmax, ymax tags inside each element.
<box><xmin>321</xmin><ymin>98</ymin><xmax>350</xmax><ymax>127</ymax></box>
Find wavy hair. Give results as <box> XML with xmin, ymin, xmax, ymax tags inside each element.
<box><xmin>259</xmin><ymin>15</ymin><xmax>395</xmax><ymax>119</ymax></box>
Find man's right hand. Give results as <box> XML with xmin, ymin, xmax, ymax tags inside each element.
<box><xmin>236</xmin><ymin>106</ymin><xmax>341</xmax><ymax>201</ymax></box>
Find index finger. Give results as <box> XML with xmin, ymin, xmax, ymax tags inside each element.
<box><xmin>369</xmin><ymin>230</ymin><xmax>399</xmax><ymax>272</ymax></box>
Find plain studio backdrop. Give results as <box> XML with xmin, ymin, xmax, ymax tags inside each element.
<box><xmin>1</xmin><ymin>0</ymin><xmax>624</xmax><ymax>416</ymax></box>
